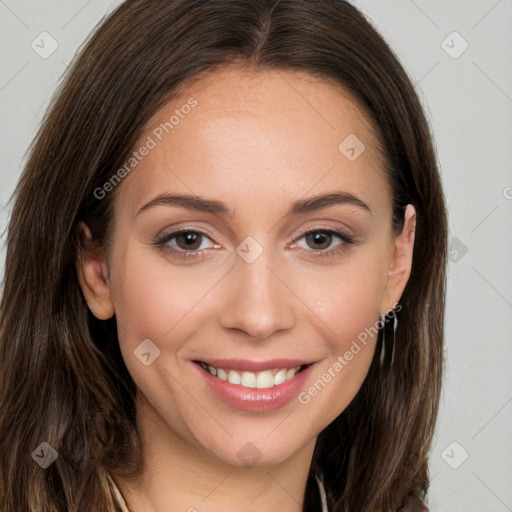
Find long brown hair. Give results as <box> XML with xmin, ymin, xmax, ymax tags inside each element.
<box><xmin>0</xmin><ymin>1</ymin><xmax>447</xmax><ymax>511</ymax></box>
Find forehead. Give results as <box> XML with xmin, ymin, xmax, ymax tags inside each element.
<box><xmin>115</xmin><ymin>64</ymin><xmax>390</xmax><ymax>219</ymax></box>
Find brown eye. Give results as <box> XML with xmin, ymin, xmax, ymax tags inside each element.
<box><xmin>173</xmin><ymin>231</ymin><xmax>204</xmax><ymax>251</ymax></box>
<box><xmin>293</xmin><ymin>229</ymin><xmax>355</xmax><ymax>260</ymax></box>
<box><xmin>304</xmin><ymin>231</ymin><xmax>334</xmax><ymax>250</ymax></box>
<box><xmin>154</xmin><ymin>228</ymin><xmax>217</xmax><ymax>259</ymax></box>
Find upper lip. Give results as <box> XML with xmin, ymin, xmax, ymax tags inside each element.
<box><xmin>193</xmin><ymin>358</ymin><xmax>315</xmax><ymax>372</ymax></box>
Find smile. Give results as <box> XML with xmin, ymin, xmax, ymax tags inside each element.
<box><xmin>191</xmin><ymin>357</ymin><xmax>317</xmax><ymax>412</ymax></box>
<box><xmin>196</xmin><ymin>361</ymin><xmax>311</xmax><ymax>389</ymax></box>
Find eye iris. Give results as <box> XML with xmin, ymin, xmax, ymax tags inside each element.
<box><xmin>306</xmin><ymin>232</ymin><xmax>331</xmax><ymax>250</ymax></box>
<box><xmin>176</xmin><ymin>232</ymin><xmax>202</xmax><ymax>250</ymax></box>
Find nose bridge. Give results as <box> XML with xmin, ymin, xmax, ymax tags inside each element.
<box><xmin>219</xmin><ymin>238</ymin><xmax>295</xmax><ymax>339</ymax></box>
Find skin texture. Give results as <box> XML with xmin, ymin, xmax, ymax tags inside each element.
<box><xmin>78</xmin><ymin>64</ymin><xmax>416</xmax><ymax>512</ymax></box>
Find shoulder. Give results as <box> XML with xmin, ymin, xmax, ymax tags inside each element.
<box><xmin>398</xmin><ymin>493</ymin><xmax>430</xmax><ymax>511</ymax></box>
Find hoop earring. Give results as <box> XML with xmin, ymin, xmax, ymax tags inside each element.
<box><xmin>93</xmin><ymin>410</ymin><xmax>116</xmax><ymax>447</ymax></box>
<box><xmin>379</xmin><ymin>307</ymin><xmax>398</xmax><ymax>370</ymax></box>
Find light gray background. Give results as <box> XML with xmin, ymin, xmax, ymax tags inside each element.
<box><xmin>1</xmin><ymin>1</ymin><xmax>511</xmax><ymax>511</ymax></box>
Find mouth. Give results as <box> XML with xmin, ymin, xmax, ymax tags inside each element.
<box><xmin>192</xmin><ymin>360</ymin><xmax>314</xmax><ymax>390</ymax></box>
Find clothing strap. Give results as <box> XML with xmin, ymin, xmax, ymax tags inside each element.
<box><xmin>108</xmin><ymin>473</ymin><xmax>130</xmax><ymax>512</ymax></box>
<box><xmin>315</xmin><ymin>472</ymin><xmax>329</xmax><ymax>512</ymax></box>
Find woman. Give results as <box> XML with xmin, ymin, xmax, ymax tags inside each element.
<box><xmin>0</xmin><ymin>1</ymin><xmax>447</xmax><ymax>511</ymax></box>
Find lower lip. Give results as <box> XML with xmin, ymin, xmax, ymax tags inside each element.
<box><xmin>192</xmin><ymin>362</ymin><xmax>316</xmax><ymax>412</ymax></box>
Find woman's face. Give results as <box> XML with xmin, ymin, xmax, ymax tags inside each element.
<box><xmin>80</xmin><ymin>64</ymin><xmax>415</xmax><ymax>468</ymax></box>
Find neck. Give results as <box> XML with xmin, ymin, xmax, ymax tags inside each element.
<box><xmin>117</xmin><ymin>390</ymin><xmax>317</xmax><ymax>512</ymax></box>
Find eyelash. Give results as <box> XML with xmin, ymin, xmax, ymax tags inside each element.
<box><xmin>153</xmin><ymin>226</ymin><xmax>356</xmax><ymax>260</ymax></box>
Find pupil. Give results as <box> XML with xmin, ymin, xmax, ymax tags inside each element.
<box><xmin>179</xmin><ymin>232</ymin><xmax>201</xmax><ymax>249</ymax></box>
<box><xmin>308</xmin><ymin>232</ymin><xmax>330</xmax><ymax>250</ymax></box>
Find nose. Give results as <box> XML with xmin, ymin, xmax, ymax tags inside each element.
<box><xmin>219</xmin><ymin>248</ymin><xmax>296</xmax><ymax>340</ymax></box>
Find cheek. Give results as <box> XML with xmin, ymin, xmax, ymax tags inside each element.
<box><xmin>110</xmin><ymin>261</ymin><xmax>171</xmax><ymax>341</ymax></box>
<box><xmin>294</xmin><ymin>250</ymin><xmax>386</xmax><ymax>419</ymax></box>
<box><xmin>108</xmin><ymin>243</ymin><xmax>227</xmax><ymax>348</ymax></box>
<box><xmin>305</xmin><ymin>249</ymin><xmax>387</xmax><ymax>342</ymax></box>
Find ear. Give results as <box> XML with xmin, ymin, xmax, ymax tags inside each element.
<box><xmin>380</xmin><ymin>204</ymin><xmax>416</xmax><ymax>315</ymax></box>
<box><xmin>76</xmin><ymin>221</ymin><xmax>115</xmax><ymax>320</ymax></box>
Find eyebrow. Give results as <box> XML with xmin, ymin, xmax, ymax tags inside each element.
<box><xmin>137</xmin><ymin>191</ymin><xmax>373</xmax><ymax>218</ymax></box>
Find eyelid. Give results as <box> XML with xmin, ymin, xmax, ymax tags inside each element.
<box><xmin>290</xmin><ymin>224</ymin><xmax>356</xmax><ymax>245</ymax></box>
<box><xmin>156</xmin><ymin>225</ymin><xmax>218</xmax><ymax>243</ymax></box>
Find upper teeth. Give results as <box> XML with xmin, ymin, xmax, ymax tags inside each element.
<box><xmin>200</xmin><ymin>363</ymin><xmax>302</xmax><ymax>389</ymax></box>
